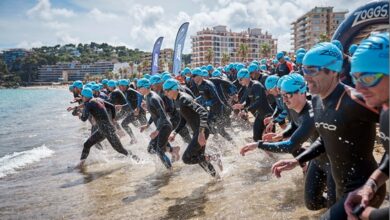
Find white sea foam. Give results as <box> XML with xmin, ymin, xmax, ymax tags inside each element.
<box><xmin>0</xmin><ymin>145</ymin><xmax>54</xmax><ymax>178</ymax></box>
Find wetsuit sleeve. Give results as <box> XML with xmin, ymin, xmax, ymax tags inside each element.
<box><xmin>137</xmin><ymin>94</ymin><xmax>143</xmax><ymax>109</ymax></box>
<box><xmin>258</xmin><ymin>114</ymin><xmax>316</xmax><ymax>155</ymax></box>
<box><xmin>187</xmin><ymin>97</ymin><xmax>209</xmax><ymax>129</ymax></box>
<box><xmin>273</xmin><ymin>109</ymin><xmax>288</xmax><ymax>123</ymax></box>
<box><xmin>80</xmin><ymin>102</ymin><xmax>91</xmax><ymax>122</ymax></box>
<box><xmin>104</xmin><ymin>101</ymin><xmax>116</xmax><ymax>120</ymax></box>
<box><xmin>247</xmin><ymin>84</ymin><xmax>266</xmax><ymax>113</ymax></box>
<box><xmin>369</xmin><ymin>207</ymin><xmax>389</xmax><ymax>220</ymax></box>
<box><xmin>295</xmin><ymin>137</ymin><xmax>326</xmax><ymax>164</ymax></box>
<box><xmin>281</xmin><ymin>122</ymin><xmax>298</xmax><ymax>138</ymax></box>
<box><xmin>378</xmin><ymin>154</ymin><xmax>389</xmax><ymax>177</ymax></box>
<box><xmin>152</xmin><ymin>98</ymin><xmax>170</xmax><ymax>130</ymax></box>
<box><xmin>174</xmin><ymin>116</ymin><xmax>187</xmax><ymax>134</ymax></box>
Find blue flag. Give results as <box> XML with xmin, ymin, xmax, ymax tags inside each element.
<box><xmin>172</xmin><ymin>22</ymin><xmax>189</xmax><ymax>75</ymax></box>
<box><xmin>151</xmin><ymin>37</ymin><xmax>164</xmax><ymax>75</ymax></box>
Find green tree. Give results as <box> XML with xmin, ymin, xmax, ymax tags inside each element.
<box><xmin>205</xmin><ymin>48</ymin><xmax>214</xmax><ymax>64</ymax></box>
<box><xmin>318</xmin><ymin>33</ymin><xmax>330</xmax><ymax>43</ymax></box>
<box><xmin>238</xmin><ymin>43</ymin><xmax>249</xmax><ymax>62</ymax></box>
<box><xmin>221</xmin><ymin>53</ymin><xmax>230</xmax><ymax>66</ymax></box>
<box><xmin>260</xmin><ymin>43</ymin><xmax>271</xmax><ymax>58</ymax></box>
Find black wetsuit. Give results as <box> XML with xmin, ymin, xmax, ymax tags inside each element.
<box><xmin>196</xmin><ymin>79</ymin><xmax>232</xmax><ymax>141</ymax></box>
<box><xmin>209</xmin><ymin>77</ymin><xmax>237</xmax><ymax>127</ymax></box>
<box><xmin>179</xmin><ymin>85</ymin><xmax>195</xmax><ymax>98</ymax></box>
<box><xmin>155</xmin><ymin>90</ymin><xmax>192</xmax><ymax>144</ymax></box>
<box><xmin>108</xmin><ymin>89</ymin><xmax>132</xmax><ymax>120</ymax></box>
<box><xmin>295</xmin><ymin>83</ymin><xmax>386</xmax><ymax>219</ymax></box>
<box><xmin>368</xmin><ymin>108</ymin><xmax>389</xmax><ymax>220</ymax></box>
<box><xmin>173</xmin><ymin>92</ymin><xmax>217</xmax><ymax>177</ymax></box>
<box><xmin>276</xmin><ymin>61</ymin><xmax>292</xmax><ymax>77</ymax></box>
<box><xmin>145</xmin><ymin>91</ymin><xmax>173</xmax><ymax>169</ymax></box>
<box><xmin>80</xmin><ymin>98</ymin><xmax>132</xmax><ymax>160</ymax></box>
<box><xmin>257</xmin><ymin>101</ymin><xmax>336</xmax><ymax>209</ymax></box>
<box><xmin>270</xmin><ymin>95</ymin><xmax>289</xmax><ymax>126</ymax></box>
<box><xmin>340</xmin><ymin>56</ymin><xmax>353</xmax><ymax>87</ymax></box>
<box><xmin>240</xmin><ymin>80</ymin><xmax>273</xmax><ymax>141</ymax></box>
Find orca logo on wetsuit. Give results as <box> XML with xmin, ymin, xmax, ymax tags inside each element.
<box><xmin>315</xmin><ymin>122</ymin><xmax>337</xmax><ymax>131</ymax></box>
<box><xmin>379</xmin><ymin>131</ymin><xmax>390</xmax><ymax>142</ymax></box>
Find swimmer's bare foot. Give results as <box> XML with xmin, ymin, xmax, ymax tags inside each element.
<box><xmin>170</xmin><ymin>146</ymin><xmax>180</xmax><ymax>162</ymax></box>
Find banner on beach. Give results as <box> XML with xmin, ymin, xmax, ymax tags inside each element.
<box><xmin>172</xmin><ymin>22</ymin><xmax>189</xmax><ymax>75</ymax></box>
<box><xmin>332</xmin><ymin>0</ymin><xmax>389</xmax><ymax>52</ymax></box>
<box><xmin>151</xmin><ymin>37</ymin><xmax>164</xmax><ymax>75</ymax></box>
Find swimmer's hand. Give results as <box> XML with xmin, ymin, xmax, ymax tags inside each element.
<box><xmin>344</xmin><ymin>184</ymin><xmax>375</xmax><ymax>220</ymax></box>
<box><xmin>140</xmin><ymin>124</ymin><xmax>149</xmax><ymax>132</ymax></box>
<box><xmin>198</xmin><ymin>129</ymin><xmax>206</xmax><ymax>147</ymax></box>
<box><xmin>263</xmin><ymin>116</ymin><xmax>272</xmax><ymax>126</ymax></box>
<box><xmin>262</xmin><ymin>133</ymin><xmax>283</xmax><ymax>142</ymax></box>
<box><xmin>240</xmin><ymin>143</ymin><xmax>257</xmax><ymax>156</ymax></box>
<box><xmin>232</xmin><ymin>103</ymin><xmax>244</xmax><ymax>110</ymax></box>
<box><xmin>133</xmin><ymin>108</ymin><xmax>139</xmax><ymax>116</ymax></box>
<box><xmin>265</xmin><ymin>121</ymin><xmax>274</xmax><ymax>133</ymax></box>
<box><xmin>168</xmin><ymin>132</ymin><xmax>176</xmax><ymax>142</ymax></box>
<box><xmin>74</xmin><ymin>160</ymin><xmax>85</xmax><ymax>170</ymax></box>
<box><xmin>67</xmin><ymin>106</ymin><xmax>74</xmax><ymax>112</ymax></box>
<box><xmin>271</xmin><ymin>159</ymin><xmax>298</xmax><ymax>178</ymax></box>
<box><xmin>150</xmin><ymin>130</ymin><xmax>159</xmax><ymax>139</ymax></box>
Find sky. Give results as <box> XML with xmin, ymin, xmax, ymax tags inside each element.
<box><xmin>0</xmin><ymin>0</ymin><xmax>369</xmax><ymax>53</ymax></box>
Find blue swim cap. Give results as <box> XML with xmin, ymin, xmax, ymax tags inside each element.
<box><xmin>162</xmin><ymin>74</ymin><xmax>172</xmax><ymax>82</ymax></box>
<box><xmin>237</xmin><ymin>68</ymin><xmax>250</xmax><ymax>79</ymax></box>
<box><xmin>212</xmin><ymin>70</ymin><xmax>222</xmax><ymax>77</ymax></box>
<box><xmin>91</xmin><ymin>84</ymin><xmax>100</xmax><ymax>91</ymax></box>
<box><xmin>137</xmin><ymin>78</ymin><xmax>151</xmax><ymax>89</ymax></box>
<box><xmin>284</xmin><ymin>56</ymin><xmax>291</xmax><ymax>61</ymax></box>
<box><xmin>272</xmin><ymin>59</ymin><xmax>279</xmax><ymax>64</ymax></box>
<box><xmin>260</xmin><ymin>59</ymin><xmax>267</xmax><ymax>65</ymax></box>
<box><xmin>150</xmin><ymin>75</ymin><xmax>163</xmax><ymax>85</ymax></box>
<box><xmin>185</xmin><ymin>76</ymin><xmax>191</xmax><ymax>82</ymax></box>
<box><xmin>118</xmin><ymin>79</ymin><xmax>129</xmax><ymax>86</ymax></box>
<box><xmin>163</xmin><ymin>79</ymin><xmax>179</xmax><ymax>91</ymax></box>
<box><xmin>201</xmin><ymin>66</ymin><xmax>207</xmax><ymax>70</ymax></box>
<box><xmin>192</xmin><ymin>68</ymin><xmax>208</xmax><ymax>77</ymax></box>
<box><xmin>202</xmin><ymin>69</ymin><xmax>209</xmax><ymax>76</ymax></box>
<box><xmin>68</xmin><ymin>85</ymin><xmax>74</xmax><ymax>91</ymax></box>
<box><xmin>351</xmin><ymin>33</ymin><xmax>389</xmax><ymax>75</ymax></box>
<box><xmin>295</xmin><ymin>52</ymin><xmax>305</xmax><ymax>65</ymax></box>
<box><xmin>227</xmin><ymin>63</ymin><xmax>234</xmax><ymax>71</ymax></box>
<box><xmin>260</xmin><ymin>64</ymin><xmax>267</xmax><ymax>71</ymax></box>
<box><xmin>107</xmin><ymin>80</ymin><xmax>116</xmax><ymax>88</ymax></box>
<box><xmin>302</xmin><ymin>42</ymin><xmax>343</xmax><ymax>73</ymax></box>
<box><xmin>281</xmin><ymin>73</ymin><xmax>307</xmax><ymax>93</ymax></box>
<box><xmin>143</xmin><ymin>74</ymin><xmax>151</xmax><ymax>79</ymax></box>
<box><xmin>252</xmin><ymin>60</ymin><xmax>260</xmax><ymax>66</ymax></box>
<box><xmin>101</xmin><ymin>79</ymin><xmax>108</xmax><ymax>85</ymax></box>
<box><xmin>265</xmin><ymin>75</ymin><xmax>280</xmax><ymax>90</ymax></box>
<box><xmin>348</xmin><ymin>44</ymin><xmax>358</xmax><ymax>56</ymax></box>
<box><xmin>81</xmin><ymin>88</ymin><xmax>93</xmax><ymax>98</ymax></box>
<box><xmin>181</xmin><ymin>67</ymin><xmax>191</xmax><ymax>76</ymax></box>
<box><xmin>295</xmin><ymin>48</ymin><xmax>306</xmax><ymax>55</ymax></box>
<box><xmin>235</xmin><ymin>63</ymin><xmax>245</xmax><ymax>72</ymax></box>
<box><xmin>248</xmin><ymin>63</ymin><xmax>259</xmax><ymax>73</ymax></box>
<box><xmin>276</xmin><ymin>52</ymin><xmax>284</xmax><ymax>60</ymax></box>
<box><xmin>72</xmin><ymin>80</ymin><xmax>83</xmax><ymax>89</ymax></box>
<box><xmin>206</xmin><ymin>64</ymin><xmax>214</xmax><ymax>71</ymax></box>
<box><xmin>84</xmin><ymin>83</ymin><xmax>93</xmax><ymax>89</ymax></box>
<box><xmin>277</xmin><ymin>75</ymin><xmax>290</xmax><ymax>89</ymax></box>
<box><xmin>331</xmin><ymin>40</ymin><xmax>343</xmax><ymax>52</ymax></box>
<box><xmin>98</xmin><ymin>83</ymin><xmax>103</xmax><ymax>90</ymax></box>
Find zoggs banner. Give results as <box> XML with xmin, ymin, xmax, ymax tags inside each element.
<box><xmin>332</xmin><ymin>0</ymin><xmax>389</xmax><ymax>52</ymax></box>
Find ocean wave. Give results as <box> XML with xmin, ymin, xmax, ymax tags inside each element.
<box><xmin>0</xmin><ymin>145</ymin><xmax>54</xmax><ymax>178</ymax></box>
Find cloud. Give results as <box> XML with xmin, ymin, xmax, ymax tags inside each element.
<box><xmin>55</xmin><ymin>31</ymin><xmax>79</xmax><ymax>44</ymax></box>
<box><xmin>27</xmin><ymin>0</ymin><xmax>74</xmax><ymax>20</ymax></box>
<box><xmin>131</xmin><ymin>5</ymin><xmax>164</xmax><ymax>27</ymax></box>
<box><xmin>16</xmin><ymin>40</ymin><xmax>44</xmax><ymax>49</ymax></box>
<box><xmin>88</xmin><ymin>8</ymin><xmax>119</xmax><ymax>21</ymax></box>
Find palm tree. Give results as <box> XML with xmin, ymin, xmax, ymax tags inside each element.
<box><xmin>129</xmin><ymin>61</ymin><xmax>134</xmax><ymax>75</ymax></box>
<box><xmin>221</xmin><ymin>53</ymin><xmax>230</xmax><ymax>66</ymax></box>
<box><xmin>260</xmin><ymin>43</ymin><xmax>271</xmax><ymax>58</ymax></box>
<box><xmin>318</xmin><ymin>33</ymin><xmax>330</xmax><ymax>43</ymax></box>
<box><xmin>238</xmin><ymin>43</ymin><xmax>249</xmax><ymax>62</ymax></box>
<box><xmin>205</xmin><ymin>48</ymin><xmax>214</xmax><ymax>65</ymax></box>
